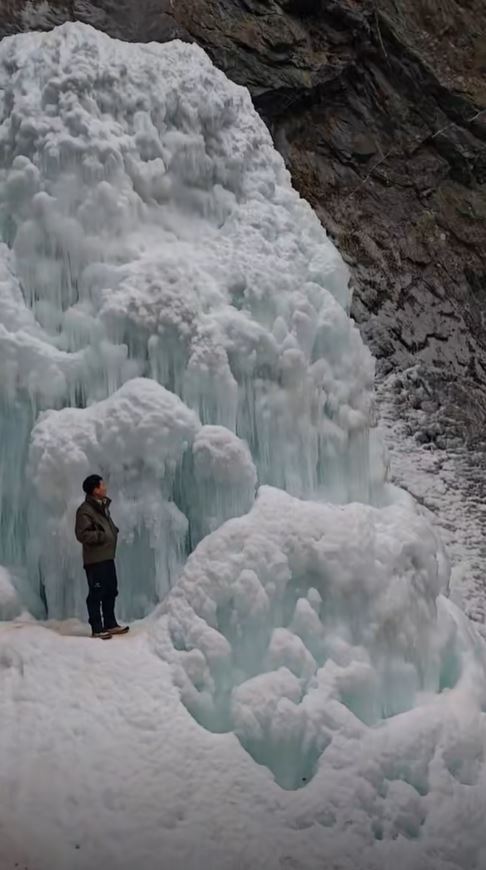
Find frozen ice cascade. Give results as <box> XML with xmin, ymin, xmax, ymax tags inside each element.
<box><xmin>0</xmin><ymin>22</ymin><xmax>373</xmax><ymax>617</ymax></box>
<box><xmin>1</xmin><ymin>21</ymin><xmax>486</xmax><ymax>798</ymax></box>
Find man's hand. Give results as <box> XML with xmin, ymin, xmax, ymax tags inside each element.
<box><xmin>75</xmin><ymin>512</ymin><xmax>106</xmax><ymax>545</ymax></box>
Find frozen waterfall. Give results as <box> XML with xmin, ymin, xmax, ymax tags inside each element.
<box><xmin>1</xmin><ymin>22</ymin><xmax>486</xmax><ymax>797</ymax></box>
<box><xmin>0</xmin><ymin>23</ymin><xmax>375</xmax><ymax>620</ymax></box>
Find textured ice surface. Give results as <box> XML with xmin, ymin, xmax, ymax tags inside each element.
<box><xmin>154</xmin><ymin>486</ymin><xmax>480</xmax><ymax>788</ymax></box>
<box><xmin>1</xmin><ymin>23</ymin><xmax>486</xmax><ymax>870</ymax></box>
<box><xmin>0</xmin><ymin>22</ymin><xmax>373</xmax><ymax>616</ymax></box>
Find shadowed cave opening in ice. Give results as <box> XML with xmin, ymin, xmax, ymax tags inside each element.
<box><xmin>0</xmin><ymin>23</ymin><xmax>478</xmax><ymax>791</ymax></box>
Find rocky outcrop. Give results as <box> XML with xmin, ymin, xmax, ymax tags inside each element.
<box><xmin>1</xmin><ymin>0</ymin><xmax>486</xmax><ymax>443</ymax></box>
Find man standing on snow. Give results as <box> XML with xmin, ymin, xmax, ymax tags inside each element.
<box><xmin>75</xmin><ymin>475</ymin><xmax>129</xmax><ymax>640</ymax></box>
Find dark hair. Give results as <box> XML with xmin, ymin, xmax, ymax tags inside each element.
<box><xmin>82</xmin><ymin>474</ymin><xmax>103</xmax><ymax>495</ymax></box>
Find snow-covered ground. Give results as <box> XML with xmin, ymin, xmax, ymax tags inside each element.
<box><xmin>1</xmin><ymin>594</ymin><xmax>486</xmax><ymax>870</ymax></box>
<box><xmin>1</xmin><ymin>22</ymin><xmax>486</xmax><ymax>870</ymax></box>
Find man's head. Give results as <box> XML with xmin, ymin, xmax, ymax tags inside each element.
<box><xmin>82</xmin><ymin>474</ymin><xmax>107</xmax><ymax>500</ymax></box>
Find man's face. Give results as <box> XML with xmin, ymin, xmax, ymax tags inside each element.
<box><xmin>93</xmin><ymin>480</ymin><xmax>107</xmax><ymax>499</ymax></box>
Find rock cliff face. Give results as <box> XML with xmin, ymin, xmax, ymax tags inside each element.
<box><xmin>2</xmin><ymin>0</ymin><xmax>485</xmax><ymax>444</ymax></box>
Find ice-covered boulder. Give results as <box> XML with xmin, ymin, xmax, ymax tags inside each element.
<box><xmin>153</xmin><ymin>486</ymin><xmax>481</xmax><ymax>789</ymax></box>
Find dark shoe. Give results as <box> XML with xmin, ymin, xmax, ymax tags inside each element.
<box><xmin>106</xmin><ymin>625</ymin><xmax>129</xmax><ymax>636</ymax></box>
<box><xmin>92</xmin><ymin>630</ymin><xmax>112</xmax><ymax>640</ymax></box>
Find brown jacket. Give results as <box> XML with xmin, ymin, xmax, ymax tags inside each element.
<box><xmin>75</xmin><ymin>496</ymin><xmax>119</xmax><ymax>566</ymax></box>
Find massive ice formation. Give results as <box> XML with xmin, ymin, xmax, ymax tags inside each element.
<box><xmin>0</xmin><ymin>22</ymin><xmax>373</xmax><ymax>617</ymax></box>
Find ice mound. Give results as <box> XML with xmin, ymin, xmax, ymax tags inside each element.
<box><xmin>27</xmin><ymin>379</ymin><xmax>256</xmax><ymax>618</ymax></box>
<box><xmin>154</xmin><ymin>486</ymin><xmax>482</xmax><ymax>789</ymax></box>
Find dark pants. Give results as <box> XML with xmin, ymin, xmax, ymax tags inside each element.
<box><xmin>84</xmin><ymin>559</ymin><xmax>119</xmax><ymax>634</ymax></box>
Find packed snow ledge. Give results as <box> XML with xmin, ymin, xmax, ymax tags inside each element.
<box><xmin>0</xmin><ymin>22</ymin><xmax>486</xmax><ymax>870</ymax></box>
